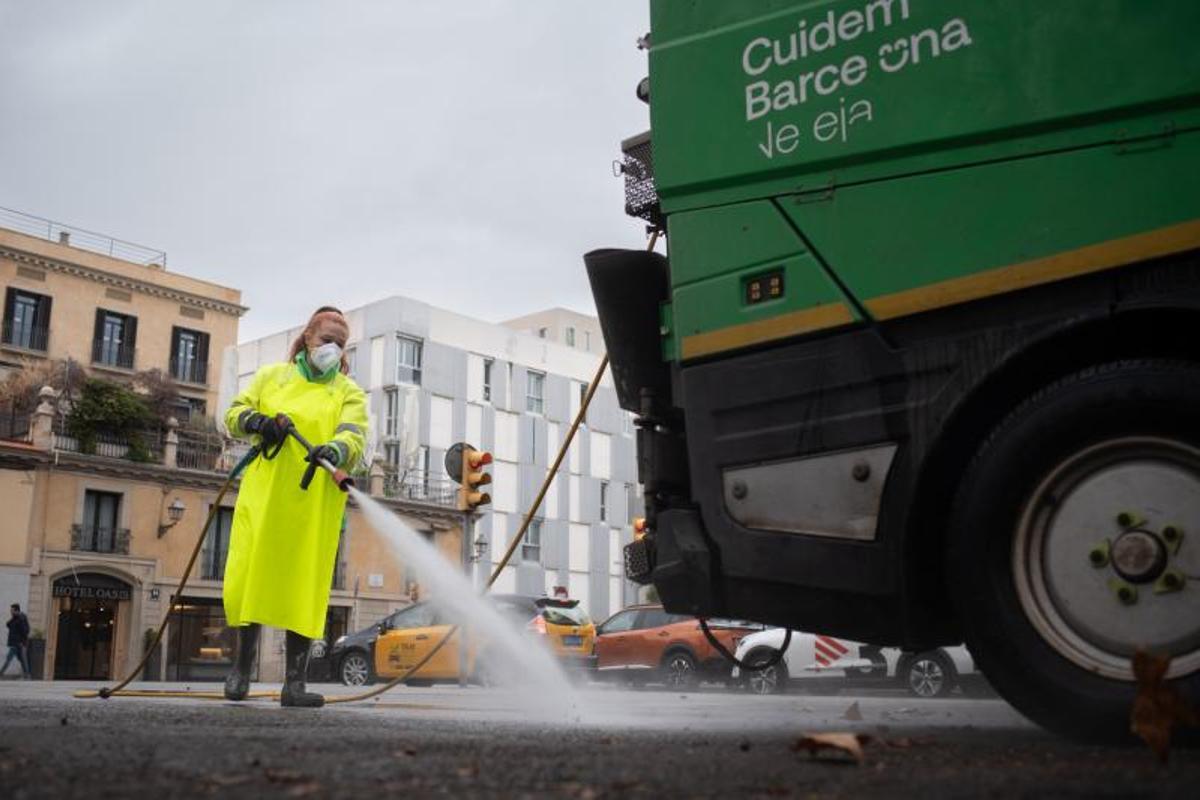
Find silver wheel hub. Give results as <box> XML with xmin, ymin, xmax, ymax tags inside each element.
<box><xmin>343</xmin><ymin>655</ymin><xmax>368</xmax><ymax>684</ymax></box>
<box><xmin>749</xmin><ymin>664</ymin><xmax>777</xmax><ymax>693</ymax></box>
<box><xmin>1111</xmin><ymin>530</ymin><xmax>1166</xmax><ymax>583</ymax></box>
<box><xmin>1014</xmin><ymin>437</ymin><xmax>1200</xmax><ymax>681</ymax></box>
<box><xmin>910</xmin><ymin>659</ymin><xmax>944</xmax><ymax>696</ymax></box>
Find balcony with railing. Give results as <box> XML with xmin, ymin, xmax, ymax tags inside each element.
<box><xmin>0</xmin><ymin>404</ymin><xmax>31</xmax><ymax>443</ymax></box>
<box><xmin>91</xmin><ymin>338</ymin><xmax>136</xmax><ymax>370</ymax></box>
<box><xmin>1</xmin><ymin>320</ymin><xmax>50</xmax><ymax>353</ymax></box>
<box><xmin>176</xmin><ymin>428</ymin><xmax>223</xmax><ymax>471</ymax></box>
<box><xmin>170</xmin><ymin>356</ymin><xmax>208</xmax><ymax>386</ymax></box>
<box><xmin>383</xmin><ymin>472</ymin><xmax>458</xmax><ymax>508</ymax></box>
<box><xmin>71</xmin><ymin>524</ymin><xmax>131</xmax><ymax>555</ymax></box>
<box><xmin>53</xmin><ymin>418</ymin><xmax>164</xmax><ymax>463</ymax></box>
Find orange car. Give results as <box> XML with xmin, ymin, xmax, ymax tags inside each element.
<box><xmin>593</xmin><ymin>605</ymin><xmax>763</xmax><ymax>688</ymax></box>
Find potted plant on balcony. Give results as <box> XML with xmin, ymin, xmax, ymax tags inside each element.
<box><xmin>66</xmin><ymin>378</ymin><xmax>154</xmax><ymax>459</ymax></box>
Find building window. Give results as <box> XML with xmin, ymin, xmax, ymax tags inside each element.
<box><xmin>584</xmin><ymin>331</ymin><xmax>591</xmax><ymax>351</ymax></box>
<box><xmin>482</xmin><ymin>358</ymin><xmax>493</xmax><ymax>402</ymax></box>
<box><xmin>396</xmin><ymin>336</ymin><xmax>423</xmax><ymax>385</ymax></box>
<box><xmin>384</xmin><ymin>442</ymin><xmax>401</xmax><ymax>471</ymax></box>
<box><xmin>600</xmin><ymin>481</ymin><xmax>609</xmax><ymax>522</ymax></box>
<box><xmin>565</xmin><ymin>327</ymin><xmax>575</xmax><ymax>347</ymax></box>
<box><xmin>522</xmin><ymin>519</ymin><xmax>543</xmax><ymax>563</ymax></box>
<box><xmin>578</xmin><ymin>382</ymin><xmax>588</xmax><ymax>423</ymax></box>
<box><xmin>345</xmin><ymin>346</ymin><xmax>357</xmax><ymax>380</ymax></box>
<box><xmin>170</xmin><ymin>326</ymin><xmax>210</xmax><ymax>385</ymax></box>
<box><xmin>2</xmin><ymin>288</ymin><xmax>52</xmax><ymax>351</ymax></box>
<box><xmin>78</xmin><ymin>490</ymin><xmax>122</xmax><ymax>553</ymax></box>
<box><xmin>526</xmin><ymin>370</ymin><xmax>545</xmax><ymax>414</ymax></box>
<box><xmin>384</xmin><ymin>389</ymin><xmax>399</xmax><ymax>438</ymax></box>
<box><xmin>411</xmin><ymin>445</ymin><xmax>430</xmax><ymax>497</ymax></box>
<box><xmin>92</xmin><ymin>309</ymin><xmax>137</xmax><ymax>369</ymax></box>
<box><xmin>201</xmin><ymin>506</ymin><xmax>234</xmax><ymax>580</ymax></box>
<box><xmin>167</xmin><ymin>598</ymin><xmax>237</xmax><ymax>682</ymax></box>
<box><xmin>626</xmin><ymin>483</ymin><xmax>639</xmax><ymax>524</ymax></box>
<box><xmin>537</xmin><ymin>327</ymin><xmax>548</xmax><ymax>339</ymax></box>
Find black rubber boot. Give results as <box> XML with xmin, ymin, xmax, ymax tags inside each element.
<box><xmin>223</xmin><ymin>623</ymin><xmax>260</xmax><ymax>701</ymax></box>
<box><xmin>280</xmin><ymin>630</ymin><xmax>324</xmax><ymax>708</ymax></box>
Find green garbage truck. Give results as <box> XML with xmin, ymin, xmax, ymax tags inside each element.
<box><xmin>585</xmin><ymin>0</ymin><xmax>1200</xmax><ymax>740</ymax></box>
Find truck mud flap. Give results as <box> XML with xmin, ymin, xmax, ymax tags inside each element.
<box><xmin>651</xmin><ymin>508</ymin><xmax>719</xmax><ymax>618</ymax></box>
<box><xmin>584</xmin><ymin>248</ymin><xmax>671</xmax><ymax>413</ymax></box>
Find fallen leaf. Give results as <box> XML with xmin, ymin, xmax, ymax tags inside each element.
<box><xmin>842</xmin><ymin>701</ymin><xmax>862</xmax><ymax>721</ymax></box>
<box><xmin>1131</xmin><ymin>650</ymin><xmax>1199</xmax><ymax>763</ymax></box>
<box><xmin>790</xmin><ymin>733</ymin><xmax>872</xmax><ymax>764</ymax></box>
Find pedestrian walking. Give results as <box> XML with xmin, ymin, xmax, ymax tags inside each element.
<box><xmin>2</xmin><ymin>603</ymin><xmax>32</xmax><ymax>679</ymax></box>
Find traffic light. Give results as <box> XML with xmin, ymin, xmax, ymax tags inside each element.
<box><xmin>458</xmin><ymin>446</ymin><xmax>493</xmax><ymax>512</ymax></box>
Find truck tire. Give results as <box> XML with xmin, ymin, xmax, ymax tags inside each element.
<box><xmin>947</xmin><ymin>360</ymin><xmax>1200</xmax><ymax>742</ymax></box>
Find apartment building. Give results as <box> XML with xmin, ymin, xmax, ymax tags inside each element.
<box><xmin>0</xmin><ymin>210</ymin><xmax>460</xmax><ymax>682</ymax></box>
<box><xmin>0</xmin><ymin>209</ymin><xmax>243</xmax><ymax>419</ymax></box>
<box><xmin>238</xmin><ymin>296</ymin><xmax>641</xmax><ymax>621</ymax></box>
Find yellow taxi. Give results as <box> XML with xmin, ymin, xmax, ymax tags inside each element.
<box><xmin>373</xmin><ymin>593</ymin><xmax>597</xmax><ymax>683</ymax></box>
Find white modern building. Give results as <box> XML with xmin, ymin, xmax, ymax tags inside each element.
<box><xmin>236</xmin><ymin>298</ymin><xmax>641</xmax><ymax>620</ymax></box>
<box><xmin>500</xmin><ymin>307</ymin><xmax>604</xmax><ymax>355</ymax></box>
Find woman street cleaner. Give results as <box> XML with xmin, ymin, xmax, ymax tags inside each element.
<box><xmin>222</xmin><ymin>306</ymin><xmax>368</xmax><ymax>707</ymax></box>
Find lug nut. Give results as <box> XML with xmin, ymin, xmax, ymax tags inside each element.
<box><xmin>731</xmin><ymin>480</ymin><xmax>748</xmax><ymax>500</ymax></box>
<box><xmin>1117</xmin><ymin>586</ymin><xmax>1137</xmax><ymax>605</ymax></box>
<box><xmin>1162</xmin><ymin>526</ymin><xmax>1179</xmax><ymax>542</ymax></box>
<box><xmin>1163</xmin><ymin>572</ymin><xmax>1181</xmax><ymax>590</ymax></box>
<box><xmin>1116</xmin><ymin>512</ymin><xmax>1136</xmax><ymax>528</ymax></box>
<box><xmin>1089</xmin><ymin>548</ymin><xmax>1108</xmax><ymax>567</ymax></box>
<box><xmin>851</xmin><ymin>462</ymin><xmax>871</xmax><ymax>482</ymax></box>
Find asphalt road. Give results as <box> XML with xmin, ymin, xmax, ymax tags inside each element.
<box><xmin>0</xmin><ymin>680</ymin><xmax>1194</xmax><ymax>798</ymax></box>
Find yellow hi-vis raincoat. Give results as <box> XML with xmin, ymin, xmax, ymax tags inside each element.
<box><xmin>222</xmin><ymin>359</ymin><xmax>368</xmax><ymax>640</ymax></box>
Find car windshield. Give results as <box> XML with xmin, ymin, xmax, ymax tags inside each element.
<box><xmin>541</xmin><ymin>604</ymin><xmax>591</xmax><ymax>626</ymax></box>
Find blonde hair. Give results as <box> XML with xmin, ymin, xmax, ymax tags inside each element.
<box><xmin>288</xmin><ymin>306</ymin><xmax>350</xmax><ymax>374</ymax></box>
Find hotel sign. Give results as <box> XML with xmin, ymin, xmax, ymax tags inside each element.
<box><xmin>53</xmin><ymin>578</ymin><xmax>131</xmax><ymax>602</ymax></box>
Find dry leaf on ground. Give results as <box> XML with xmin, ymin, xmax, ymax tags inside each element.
<box><xmin>842</xmin><ymin>701</ymin><xmax>863</xmax><ymax>721</ymax></box>
<box><xmin>1131</xmin><ymin>649</ymin><xmax>1199</xmax><ymax>763</ymax></box>
<box><xmin>790</xmin><ymin>733</ymin><xmax>872</xmax><ymax>764</ymax></box>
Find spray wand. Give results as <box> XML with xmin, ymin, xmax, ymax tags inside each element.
<box><xmin>276</xmin><ymin>415</ymin><xmax>355</xmax><ymax>492</ymax></box>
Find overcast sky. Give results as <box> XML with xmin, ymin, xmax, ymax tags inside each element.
<box><xmin>0</xmin><ymin>1</ymin><xmax>651</xmax><ymax>341</ymax></box>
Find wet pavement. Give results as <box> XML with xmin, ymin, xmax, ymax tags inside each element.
<box><xmin>0</xmin><ymin>680</ymin><xmax>1195</xmax><ymax>797</ymax></box>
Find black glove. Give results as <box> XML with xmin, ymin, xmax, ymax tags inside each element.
<box><xmin>308</xmin><ymin>443</ymin><xmax>341</xmax><ymax>467</ymax></box>
<box><xmin>243</xmin><ymin>412</ymin><xmax>291</xmax><ymax>448</ymax></box>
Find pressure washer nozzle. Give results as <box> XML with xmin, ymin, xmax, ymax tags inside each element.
<box><xmin>333</xmin><ymin>470</ymin><xmax>354</xmax><ymax>492</ymax></box>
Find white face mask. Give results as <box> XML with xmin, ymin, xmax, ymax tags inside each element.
<box><xmin>309</xmin><ymin>342</ymin><xmax>343</xmax><ymax>373</ymax></box>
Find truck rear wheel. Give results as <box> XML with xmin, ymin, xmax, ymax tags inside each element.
<box><xmin>947</xmin><ymin>360</ymin><xmax>1200</xmax><ymax>742</ymax></box>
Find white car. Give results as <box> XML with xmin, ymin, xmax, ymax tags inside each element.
<box><xmin>732</xmin><ymin>628</ymin><xmax>977</xmax><ymax>698</ymax></box>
